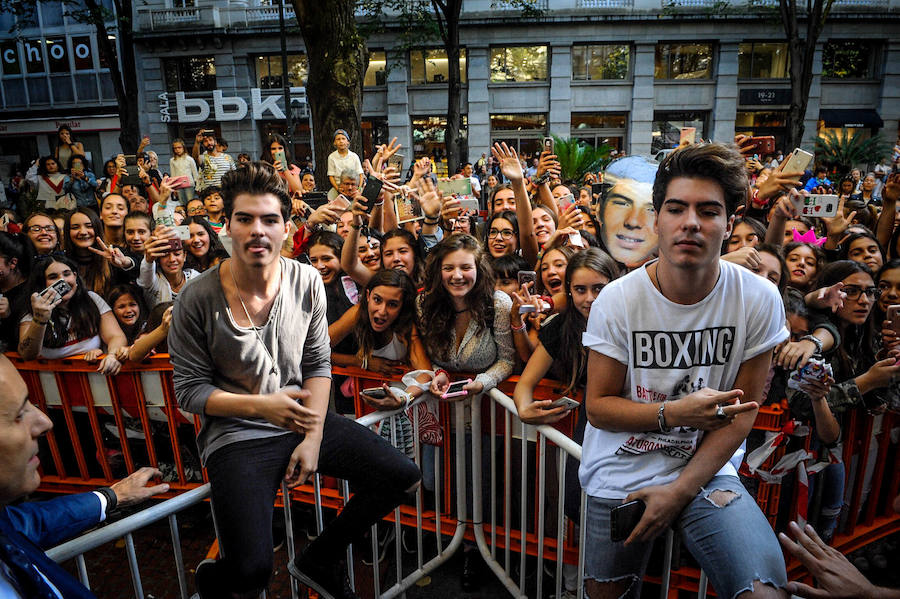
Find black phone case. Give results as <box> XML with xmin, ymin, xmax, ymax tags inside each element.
<box><xmin>610</xmin><ymin>500</ymin><xmax>645</xmax><ymax>542</ymax></box>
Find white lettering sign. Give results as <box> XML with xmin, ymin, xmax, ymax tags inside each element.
<box><xmin>170</xmin><ymin>87</ymin><xmax>305</xmax><ymax>123</ymax></box>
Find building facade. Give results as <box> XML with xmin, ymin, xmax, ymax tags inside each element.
<box><xmin>0</xmin><ymin>0</ymin><xmax>122</xmax><ymax>178</ymax></box>
<box><xmin>2</xmin><ymin>0</ymin><xmax>898</xmax><ymax>176</ymax></box>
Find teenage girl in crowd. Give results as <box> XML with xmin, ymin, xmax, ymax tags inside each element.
<box><xmin>183</xmin><ymin>216</ymin><xmax>229</xmax><ymax>273</ymax></box>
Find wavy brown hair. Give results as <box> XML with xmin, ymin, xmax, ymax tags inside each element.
<box><xmin>419</xmin><ymin>234</ymin><xmax>495</xmax><ymax>361</ymax></box>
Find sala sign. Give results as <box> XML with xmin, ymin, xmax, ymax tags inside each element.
<box><xmin>158</xmin><ymin>88</ymin><xmax>305</xmax><ymax>123</ymax></box>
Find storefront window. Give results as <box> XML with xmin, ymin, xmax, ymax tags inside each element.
<box><xmin>490</xmin><ymin>113</ymin><xmax>546</xmax><ymax>157</ymax></box>
<box><xmin>571</xmin><ymin>113</ymin><xmax>628</xmax><ymax>152</ymax></box>
<box><xmin>412</xmin><ymin>115</ymin><xmax>468</xmax><ymax>175</ymax></box>
<box><xmin>163</xmin><ymin>57</ymin><xmax>216</xmax><ymax>93</ymax></box>
<box><xmin>46</xmin><ymin>38</ymin><xmax>68</xmax><ymax>74</ymax></box>
<box><xmin>735</xmin><ymin>111</ymin><xmax>787</xmax><ymax>155</ymax></box>
<box><xmin>822</xmin><ymin>40</ymin><xmax>877</xmax><ymax>79</ymax></box>
<box><xmin>654</xmin><ymin>43</ymin><xmax>713</xmax><ymax>80</ymax></box>
<box><xmin>256</xmin><ymin>54</ymin><xmax>307</xmax><ymax>89</ymax></box>
<box><xmin>572</xmin><ymin>44</ymin><xmax>630</xmax><ymax>80</ymax></box>
<box><xmin>410</xmin><ymin>49</ymin><xmax>466</xmax><ymax>84</ymax></box>
<box><xmin>1</xmin><ymin>41</ymin><xmax>21</xmax><ymax>75</ymax></box>
<box><xmin>365</xmin><ymin>50</ymin><xmax>386</xmax><ymax>86</ymax></box>
<box><xmin>738</xmin><ymin>43</ymin><xmax>789</xmax><ymax>79</ymax></box>
<box><xmin>490</xmin><ymin>46</ymin><xmax>548</xmax><ymax>83</ymax></box>
<box><xmin>651</xmin><ymin>111</ymin><xmax>707</xmax><ymax>154</ymax></box>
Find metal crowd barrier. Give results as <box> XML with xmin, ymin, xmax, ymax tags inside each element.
<box><xmin>17</xmin><ymin>356</ymin><xmax>900</xmax><ymax>598</ymax></box>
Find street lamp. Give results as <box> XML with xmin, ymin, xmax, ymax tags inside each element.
<box><xmin>278</xmin><ymin>0</ymin><xmax>293</xmax><ymax>150</ymax></box>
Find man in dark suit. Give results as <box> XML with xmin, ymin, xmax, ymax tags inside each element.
<box><xmin>0</xmin><ymin>354</ymin><xmax>169</xmax><ymax>598</ymax></box>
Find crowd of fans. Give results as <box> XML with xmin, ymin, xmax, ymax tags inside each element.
<box><xmin>0</xmin><ymin>124</ymin><xmax>898</xmax><ymax>597</ymax></box>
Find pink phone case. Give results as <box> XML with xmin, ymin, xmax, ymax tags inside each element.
<box><xmin>441</xmin><ymin>379</ymin><xmax>472</xmax><ymax>399</ymax></box>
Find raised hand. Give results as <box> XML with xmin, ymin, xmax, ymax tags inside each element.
<box><xmin>88</xmin><ymin>238</ymin><xmax>133</xmax><ymax>269</ymax></box>
<box><xmin>491</xmin><ymin>142</ymin><xmax>524</xmax><ymax>183</ymax></box>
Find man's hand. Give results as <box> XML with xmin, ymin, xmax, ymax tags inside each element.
<box><xmin>667</xmin><ymin>388</ymin><xmax>757</xmax><ymax>430</ymax></box>
<box><xmin>110</xmin><ymin>467</ymin><xmax>170</xmax><ymax>508</ymax></box>
<box><xmin>623</xmin><ymin>483</ymin><xmax>694</xmax><ymax>545</ymax></box>
<box><xmin>257</xmin><ymin>388</ymin><xmax>323</xmax><ymax>433</ymax></box>
<box><xmin>284</xmin><ymin>437</ymin><xmax>321</xmax><ymax>488</ymax></box>
<box><xmin>778</xmin><ymin>521</ymin><xmax>881</xmax><ymax>599</ymax></box>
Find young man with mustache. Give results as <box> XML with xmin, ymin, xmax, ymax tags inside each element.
<box><xmin>580</xmin><ymin>144</ymin><xmax>789</xmax><ymax>599</ymax></box>
<box><xmin>169</xmin><ymin>162</ymin><xmax>419</xmax><ymax>599</ymax></box>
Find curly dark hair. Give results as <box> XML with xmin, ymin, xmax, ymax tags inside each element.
<box><xmin>419</xmin><ymin>234</ymin><xmax>496</xmax><ymax>361</ymax></box>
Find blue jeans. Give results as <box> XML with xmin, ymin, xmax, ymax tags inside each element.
<box><xmin>584</xmin><ymin>475</ymin><xmax>787</xmax><ymax>599</ymax></box>
<box><xmin>202</xmin><ymin>411</ymin><xmax>421</xmax><ymax>595</ymax></box>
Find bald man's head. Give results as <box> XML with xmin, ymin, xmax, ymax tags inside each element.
<box><xmin>0</xmin><ymin>356</ymin><xmax>52</xmax><ymax>504</ymax></box>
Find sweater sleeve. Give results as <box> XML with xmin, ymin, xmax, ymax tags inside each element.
<box><xmin>474</xmin><ymin>291</ymin><xmax>515</xmax><ymax>392</ymax></box>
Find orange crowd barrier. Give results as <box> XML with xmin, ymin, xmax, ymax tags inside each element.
<box><xmin>13</xmin><ymin>353</ymin><xmax>899</xmax><ymax>597</ymax></box>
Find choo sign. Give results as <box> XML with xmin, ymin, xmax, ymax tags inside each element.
<box><xmin>159</xmin><ymin>87</ymin><xmax>307</xmax><ymax>123</ymax></box>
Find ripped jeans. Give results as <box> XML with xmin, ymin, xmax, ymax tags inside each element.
<box><xmin>583</xmin><ymin>474</ymin><xmax>786</xmax><ymax>599</ymax></box>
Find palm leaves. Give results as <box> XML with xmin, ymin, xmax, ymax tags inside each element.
<box><xmin>814</xmin><ymin>129</ymin><xmax>890</xmax><ymax>177</ymax></box>
<box><xmin>551</xmin><ymin>135</ymin><xmax>613</xmax><ymax>184</ymax></box>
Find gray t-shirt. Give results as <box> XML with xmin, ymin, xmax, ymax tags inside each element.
<box><xmin>169</xmin><ymin>258</ymin><xmax>331</xmax><ymax>464</ymax></box>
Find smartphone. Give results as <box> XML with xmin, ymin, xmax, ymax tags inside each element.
<box><xmin>802</xmin><ymin>194</ymin><xmax>840</xmax><ymax>218</ymax></box>
<box><xmin>123</xmin><ymin>154</ymin><xmax>137</xmax><ymax>166</ymax></box>
<box><xmin>173</xmin><ymin>225</ymin><xmax>190</xmax><ymax>241</ymax></box>
<box><xmin>590</xmin><ymin>183</ymin><xmax>603</xmax><ymax>204</ymax></box>
<box><xmin>303</xmin><ymin>191</ymin><xmax>329</xmax><ymax>211</ymax></box>
<box><xmin>273</xmin><ymin>149</ymin><xmax>287</xmax><ymax>171</ymax></box>
<box><xmin>517</xmin><ymin>270</ymin><xmax>536</xmax><ymax>289</ymax></box>
<box><xmin>557</xmin><ymin>193</ymin><xmax>576</xmax><ymax>213</ymax></box>
<box><xmin>750</xmin><ymin>136</ymin><xmax>775</xmax><ymax>155</ymax></box>
<box><xmin>781</xmin><ymin>148</ymin><xmax>814</xmax><ymax>175</ymax></box>
<box><xmin>442</xmin><ymin>379</ymin><xmax>472</xmax><ymax>399</ymax></box>
<box><xmin>360</xmin><ymin>177</ymin><xmax>384</xmax><ymax>213</ymax></box>
<box><xmin>610</xmin><ymin>499</ymin><xmax>646</xmax><ymax>543</ymax></box>
<box><xmin>169</xmin><ymin>175</ymin><xmax>192</xmax><ymax>190</ymax></box>
<box><xmin>331</xmin><ymin>194</ymin><xmax>352</xmax><ymax>211</ymax></box>
<box><xmin>568</xmin><ymin>232</ymin><xmax>585</xmax><ymax>248</ymax></box>
<box><xmin>42</xmin><ymin>279</ymin><xmax>71</xmax><ymax>300</ymax></box>
<box><xmin>167</xmin><ymin>237</ymin><xmax>183</xmax><ymax>252</ymax></box>
<box><xmin>458</xmin><ymin>197</ymin><xmax>480</xmax><ymax>214</ymax></box>
<box><xmin>387</xmin><ymin>153</ymin><xmax>404</xmax><ymax>172</ymax></box>
<box><xmin>542</xmin><ymin>137</ymin><xmax>554</xmax><ymax>155</ymax></box>
<box><xmin>887</xmin><ymin>305</ymin><xmax>900</xmax><ymax>335</ymax></box>
<box><xmin>549</xmin><ymin>396</ymin><xmax>580</xmax><ymax>411</ymax></box>
<box><xmin>362</xmin><ymin>387</ymin><xmax>388</xmax><ymax>399</ymax></box>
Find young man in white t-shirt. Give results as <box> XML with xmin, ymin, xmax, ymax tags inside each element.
<box><xmin>581</xmin><ymin>143</ymin><xmax>789</xmax><ymax>599</ymax></box>
<box><xmin>326</xmin><ymin>129</ymin><xmax>364</xmax><ymax>193</ymax></box>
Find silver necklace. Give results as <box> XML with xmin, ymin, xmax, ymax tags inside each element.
<box><xmin>230</xmin><ymin>259</ymin><xmax>282</xmax><ymax>377</ymax></box>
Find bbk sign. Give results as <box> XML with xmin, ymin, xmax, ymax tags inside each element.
<box><xmin>159</xmin><ymin>88</ymin><xmax>307</xmax><ymax>123</ymax></box>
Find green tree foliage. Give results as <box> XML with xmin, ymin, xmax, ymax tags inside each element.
<box><xmin>815</xmin><ymin>129</ymin><xmax>890</xmax><ymax>177</ymax></box>
<box><xmin>552</xmin><ymin>136</ymin><xmax>613</xmax><ymax>184</ymax></box>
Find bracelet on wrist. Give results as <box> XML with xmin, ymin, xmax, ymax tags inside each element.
<box><xmin>657</xmin><ymin>401</ymin><xmax>672</xmax><ymax>433</ymax></box>
<box><xmin>511</xmin><ymin>321</ymin><xmax>526</xmax><ymax>332</ymax></box>
<box><xmin>423</xmin><ymin>217</ymin><xmax>440</xmax><ymax>226</ymax></box>
<box><xmin>800</xmin><ymin>334</ymin><xmax>824</xmax><ymax>355</ymax></box>
<box><xmin>434</xmin><ymin>368</ymin><xmax>449</xmax><ymax>380</ymax></box>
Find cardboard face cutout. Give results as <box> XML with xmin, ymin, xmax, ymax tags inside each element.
<box><xmin>599</xmin><ymin>156</ymin><xmax>659</xmax><ymax>268</ymax></box>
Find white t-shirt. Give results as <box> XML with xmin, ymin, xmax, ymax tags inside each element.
<box><xmin>20</xmin><ymin>291</ymin><xmax>111</xmax><ymax>359</ymax></box>
<box><xmin>327</xmin><ymin>150</ymin><xmax>364</xmax><ymax>180</ymax></box>
<box><xmin>579</xmin><ymin>260</ymin><xmax>787</xmax><ymax>499</ymax></box>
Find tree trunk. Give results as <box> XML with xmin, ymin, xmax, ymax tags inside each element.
<box><xmin>292</xmin><ymin>0</ymin><xmax>367</xmax><ymax>190</ymax></box>
<box><xmin>780</xmin><ymin>0</ymin><xmax>832</xmax><ymax>151</ymax></box>
<box><xmin>437</xmin><ymin>0</ymin><xmax>463</xmax><ymax>175</ymax></box>
<box><xmin>87</xmin><ymin>0</ymin><xmax>141</xmax><ymax>153</ymax></box>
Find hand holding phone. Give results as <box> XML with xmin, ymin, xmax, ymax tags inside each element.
<box><xmin>441</xmin><ymin>379</ymin><xmax>472</xmax><ymax>399</ymax></box>
<box><xmin>517</xmin><ymin>270</ymin><xmax>536</xmax><ymax>290</ymax></box>
<box><xmin>610</xmin><ymin>499</ymin><xmax>646</xmax><ymax>543</ymax></box>
<box><xmin>549</xmin><ymin>396</ymin><xmax>579</xmax><ymax>411</ymax></box>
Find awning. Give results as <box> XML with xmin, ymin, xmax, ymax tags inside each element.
<box><xmin>819</xmin><ymin>109</ymin><xmax>883</xmax><ymax>129</ymax></box>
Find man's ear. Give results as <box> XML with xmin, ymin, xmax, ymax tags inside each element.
<box><xmin>725</xmin><ymin>214</ymin><xmax>736</xmax><ymax>241</ymax></box>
